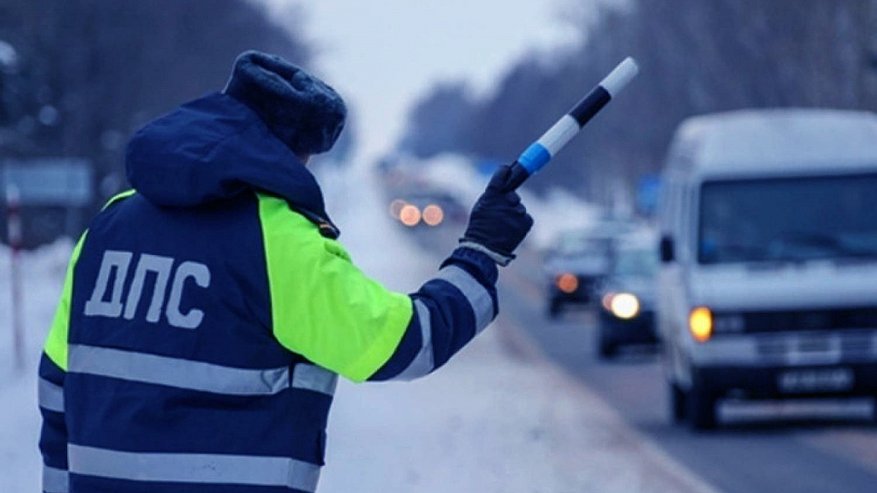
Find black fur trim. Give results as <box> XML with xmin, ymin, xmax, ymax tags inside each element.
<box><xmin>224</xmin><ymin>50</ymin><xmax>346</xmax><ymax>155</ymax></box>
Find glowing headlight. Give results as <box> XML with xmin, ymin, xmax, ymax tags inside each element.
<box><xmin>422</xmin><ymin>204</ymin><xmax>444</xmax><ymax>226</ymax></box>
<box><xmin>609</xmin><ymin>293</ymin><xmax>640</xmax><ymax>319</ymax></box>
<box><xmin>399</xmin><ymin>204</ymin><xmax>421</xmax><ymax>227</ymax></box>
<box><xmin>689</xmin><ymin>306</ymin><xmax>713</xmax><ymax>343</ymax></box>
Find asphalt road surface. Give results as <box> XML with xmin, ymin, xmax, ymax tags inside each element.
<box><xmin>405</xmin><ymin>224</ymin><xmax>877</xmax><ymax>493</ymax></box>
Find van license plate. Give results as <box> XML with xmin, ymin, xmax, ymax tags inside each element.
<box><xmin>778</xmin><ymin>368</ymin><xmax>853</xmax><ymax>393</ymax></box>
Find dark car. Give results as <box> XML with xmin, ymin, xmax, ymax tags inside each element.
<box><xmin>543</xmin><ymin>230</ymin><xmax>614</xmax><ymax>318</ymax></box>
<box><xmin>596</xmin><ymin>236</ymin><xmax>659</xmax><ymax>358</ymax></box>
<box><xmin>388</xmin><ymin>190</ymin><xmax>467</xmax><ymax>229</ymax></box>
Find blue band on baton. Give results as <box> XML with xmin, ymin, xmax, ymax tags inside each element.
<box><xmin>517</xmin><ymin>143</ymin><xmax>551</xmax><ymax>174</ymax></box>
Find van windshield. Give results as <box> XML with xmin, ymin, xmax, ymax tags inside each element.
<box><xmin>698</xmin><ymin>174</ymin><xmax>877</xmax><ymax>264</ymax></box>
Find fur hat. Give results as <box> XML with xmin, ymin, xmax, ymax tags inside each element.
<box><xmin>224</xmin><ymin>50</ymin><xmax>346</xmax><ymax>156</ymax></box>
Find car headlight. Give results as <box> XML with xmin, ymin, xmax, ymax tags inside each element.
<box><xmin>689</xmin><ymin>306</ymin><xmax>713</xmax><ymax>343</ymax></box>
<box><xmin>399</xmin><ymin>204</ymin><xmax>421</xmax><ymax>226</ymax></box>
<box><xmin>555</xmin><ymin>273</ymin><xmax>579</xmax><ymax>294</ymax></box>
<box><xmin>604</xmin><ymin>292</ymin><xmax>640</xmax><ymax>319</ymax></box>
<box><xmin>389</xmin><ymin>199</ymin><xmax>407</xmax><ymax>219</ymax></box>
<box><xmin>422</xmin><ymin>204</ymin><xmax>444</xmax><ymax>226</ymax></box>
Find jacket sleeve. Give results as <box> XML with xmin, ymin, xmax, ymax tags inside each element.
<box><xmin>258</xmin><ymin>195</ymin><xmax>498</xmax><ymax>382</ymax></box>
<box><xmin>368</xmin><ymin>247</ymin><xmax>497</xmax><ymax>381</ymax></box>
<box><xmin>39</xmin><ymin>232</ymin><xmax>87</xmax><ymax>493</ymax></box>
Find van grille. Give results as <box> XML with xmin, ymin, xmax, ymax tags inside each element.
<box><xmin>731</xmin><ymin>307</ymin><xmax>877</xmax><ymax>334</ymax></box>
<box><xmin>755</xmin><ymin>331</ymin><xmax>873</xmax><ymax>360</ymax></box>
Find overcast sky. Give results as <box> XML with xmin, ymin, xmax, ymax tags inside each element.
<box><xmin>260</xmin><ymin>0</ymin><xmax>583</xmax><ymax>163</ymax></box>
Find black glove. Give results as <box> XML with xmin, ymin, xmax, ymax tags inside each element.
<box><xmin>459</xmin><ymin>165</ymin><xmax>534</xmax><ymax>266</ymax></box>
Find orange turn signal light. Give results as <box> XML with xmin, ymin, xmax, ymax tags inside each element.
<box><xmin>556</xmin><ymin>273</ymin><xmax>579</xmax><ymax>294</ymax></box>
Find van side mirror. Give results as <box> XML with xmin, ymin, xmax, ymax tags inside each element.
<box><xmin>660</xmin><ymin>235</ymin><xmax>675</xmax><ymax>263</ymax></box>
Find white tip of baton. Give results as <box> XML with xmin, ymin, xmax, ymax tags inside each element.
<box><xmin>599</xmin><ymin>57</ymin><xmax>639</xmax><ymax>98</ymax></box>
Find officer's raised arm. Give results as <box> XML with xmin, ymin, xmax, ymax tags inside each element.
<box><xmin>222</xmin><ymin>52</ymin><xmax>534</xmax><ymax>382</ymax></box>
<box><xmin>260</xmin><ymin>164</ymin><xmax>532</xmax><ymax>383</ymax></box>
<box><xmin>368</xmin><ymin>166</ymin><xmax>533</xmax><ymax>381</ymax></box>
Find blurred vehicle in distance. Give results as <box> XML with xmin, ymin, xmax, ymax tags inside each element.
<box><xmin>657</xmin><ymin>109</ymin><xmax>877</xmax><ymax>430</ymax></box>
<box><xmin>388</xmin><ymin>189</ymin><xmax>467</xmax><ymax>229</ymax></box>
<box><xmin>542</xmin><ymin>219</ymin><xmax>638</xmax><ymax>318</ymax></box>
<box><xmin>543</xmin><ymin>230</ymin><xmax>611</xmax><ymax>318</ymax></box>
<box><xmin>596</xmin><ymin>232</ymin><xmax>659</xmax><ymax>358</ymax></box>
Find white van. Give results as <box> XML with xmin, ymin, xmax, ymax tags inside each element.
<box><xmin>657</xmin><ymin>109</ymin><xmax>877</xmax><ymax>429</ymax></box>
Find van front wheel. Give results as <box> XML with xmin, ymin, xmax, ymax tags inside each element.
<box><xmin>687</xmin><ymin>384</ymin><xmax>717</xmax><ymax>430</ymax></box>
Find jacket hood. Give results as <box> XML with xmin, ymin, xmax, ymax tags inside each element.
<box><xmin>125</xmin><ymin>92</ymin><xmax>339</xmax><ymax>237</ymax></box>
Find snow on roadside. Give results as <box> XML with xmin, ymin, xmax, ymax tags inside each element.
<box><xmin>0</xmin><ymin>239</ymin><xmax>72</xmax><ymax>491</ymax></box>
<box><xmin>323</xmin><ymin>323</ymin><xmax>716</xmax><ymax>493</ymax></box>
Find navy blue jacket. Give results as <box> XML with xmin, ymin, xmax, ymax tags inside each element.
<box><xmin>37</xmin><ymin>92</ymin><xmax>499</xmax><ymax>493</ymax></box>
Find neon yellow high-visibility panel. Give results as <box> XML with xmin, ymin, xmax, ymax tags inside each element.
<box><xmin>44</xmin><ymin>191</ymin><xmax>134</xmax><ymax>370</ymax></box>
<box><xmin>44</xmin><ymin>232</ymin><xmax>88</xmax><ymax>370</ymax></box>
<box><xmin>258</xmin><ymin>194</ymin><xmax>413</xmax><ymax>382</ymax></box>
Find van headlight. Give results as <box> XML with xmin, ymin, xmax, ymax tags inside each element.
<box><xmin>603</xmin><ymin>292</ymin><xmax>640</xmax><ymax>319</ymax></box>
<box><xmin>689</xmin><ymin>306</ymin><xmax>713</xmax><ymax>343</ymax></box>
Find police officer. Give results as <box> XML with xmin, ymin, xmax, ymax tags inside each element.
<box><xmin>37</xmin><ymin>51</ymin><xmax>532</xmax><ymax>493</ymax></box>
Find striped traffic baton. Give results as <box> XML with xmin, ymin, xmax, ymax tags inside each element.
<box><xmin>500</xmin><ymin>57</ymin><xmax>639</xmax><ymax>192</ymax></box>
